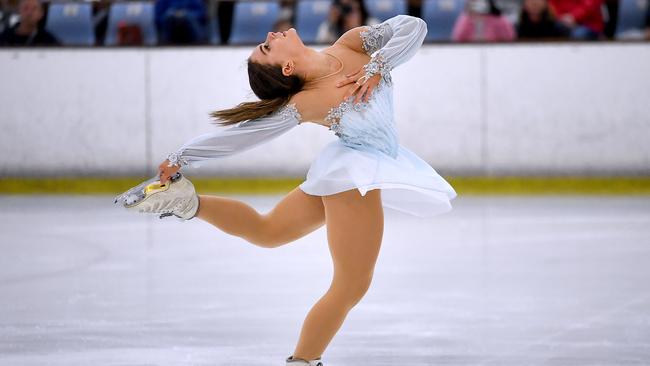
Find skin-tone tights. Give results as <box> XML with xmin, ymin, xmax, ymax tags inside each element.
<box><xmin>196</xmin><ymin>187</ymin><xmax>384</xmax><ymax>360</ymax></box>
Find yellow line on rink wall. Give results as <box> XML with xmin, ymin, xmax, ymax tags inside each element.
<box><xmin>0</xmin><ymin>177</ymin><xmax>650</xmax><ymax>195</ymax></box>
<box><xmin>448</xmin><ymin>177</ymin><xmax>650</xmax><ymax>195</ymax></box>
<box><xmin>0</xmin><ymin>177</ymin><xmax>303</xmax><ymax>195</ymax></box>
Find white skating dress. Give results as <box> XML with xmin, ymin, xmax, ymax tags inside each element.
<box><xmin>166</xmin><ymin>15</ymin><xmax>457</xmax><ymax>217</ymax></box>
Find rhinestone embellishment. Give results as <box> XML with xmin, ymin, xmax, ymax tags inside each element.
<box><xmin>278</xmin><ymin>103</ymin><xmax>302</xmax><ymax>125</ymax></box>
<box><xmin>167</xmin><ymin>150</ymin><xmax>189</xmax><ymax>167</ymax></box>
<box><xmin>360</xmin><ymin>23</ymin><xmax>389</xmax><ymax>56</ymax></box>
<box><xmin>325</xmin><ymin>96</ymin><xmax>370</xmax><ymax>135</ymax></box>
<box><xmin>363</xmin><ymin>52</ymin><xmax>392</xmax><ymax>86</ymax></box>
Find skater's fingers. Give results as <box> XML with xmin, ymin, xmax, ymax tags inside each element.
<box><xmin>361</xmin><ymin>76</ymin><xmax>381</xmax><ymax>103</ymax></box>
<box><xmin>355</xmin><ymin>84</ymin><xmax>369</xmax><ymax>104</ymax></box>
<box><xmin>336</xmin><ymin>69</ymin><xmax>362</xmax><ymax>87</ymax></box>
<box><xmin>336</xmin><ymin>76</ymin><xmax>355</xmax><ymax>88</ymax></box>
<box><xmin>344</xmin><ymin>67</ymin><xmax>362</xmax><ymax>79</ymax></box>
<box><xmin>363</xmin><ymin>83</ymin><xmax>376</xmax><ymax>103</ymax></box>
<box><xmin>343</xmin><ymin>83</ymin><xmax>360</xmax><ymax>101</ymax></box>
<box><xmin>345</xmin><ymin>67</ymin><xmax>362</xmax><ymax>78</ymax></box>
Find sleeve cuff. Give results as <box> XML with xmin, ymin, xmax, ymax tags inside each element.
<box><xmin>166</xmin><ymin>150</ymin><xmax>190</xmax><ymax>168</ymax></box>
<box><xmin>363</xmin><ymin>51</ymin><xmax>393</xmax><ymax>85</ymax></box>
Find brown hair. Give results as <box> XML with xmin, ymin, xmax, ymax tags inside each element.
<box><xmin>210</xmin><ymin>59</ymin><xmax>305</xmax><ymax>126</ymax></box>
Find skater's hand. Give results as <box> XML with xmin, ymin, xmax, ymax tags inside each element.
<box><xmin>158</xmin><ymin>159</ymin><xmax>180</xmax><ymax>185</ymax></box>
<box><xmin>336</xmin><ymin>67</ymin><xmax>381</xmax><ymax>104</ymax></box>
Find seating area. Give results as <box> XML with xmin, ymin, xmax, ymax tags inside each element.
<box><xmin>1</xmin><ymin>0</ymin><xmax>649</xmax><ymax>46</ymax></box>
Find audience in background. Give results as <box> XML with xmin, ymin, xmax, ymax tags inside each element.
<box><xmin>0</xmin><ymin>0</ymin><xmax>58</xmax><ymax>46</ymax></box>
<box><xmin>273</xmin><ymin>0</ymin><xmax>295</xmax><ymax>33</ymax></box>
<box><xmin>516</xmin><ymin>0</ymin><xmax>570</xmax><ymax>40</ymax></box>
<box><xmin>602</xmin><ymin>0</ymin><xmax>618</xmax><ymax>39</ymax></box>
<box><xmin>316</xmin><ymin>0</ymin><xmax>378</xmax><ymax>43</ymax></box>
<box><xmin>408</xmin><ymin>0</ymin><xmax>422</xmax><ymax>18</ymax></box>
<box><xmin>495</xmin><ymin>0</ymin><xmax>522</xmax><ymax>24</ymax></box>
<box><xmin>452</xmin><ymin>0</ymin><xmax>515</xmax><ymax>42</ymax></box>
<box><xmin>213</xmin><ymin>0</ymin><xmax>231</xmax><ymax>44</ymax></box>
<box><xmin>279</xmin><ymin>0</ymin><xmax>296</xmax><ymax>23</ymax></box>
<box><xmin>0</xmin><ymin>0</ymin><xmax>9</xmax><ymax>34</ymax></box>
<box><xmin>646</xmin><ymin>3</ymin><xmax>650</xmax><ymax>40</ymax></box>
<box><xmin>155</xmin><ymin>0</ymin><xmax>208</xmax><ymax>44</ymax></box>
<box><xmin>92</xmin><ymin>0</ymin><xmax>111</xmax><ymax>45</ymax></box>
<box><xmin>1</xmin><ymin>0</ymin><xmax>648</xmax><ymax>46</ymax></box>
<box><xmin>273</xmin><ymin>17</ymin><xmax>293</xmax><ymax>33</ymax></box>
<box><xmin>548</xmin><ymin>0</ymin><xmax>604</xmax><ymax>40</ymax></box>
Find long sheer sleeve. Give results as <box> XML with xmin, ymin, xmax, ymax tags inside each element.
<box><xmin>165</xmin><ymin>103</ymin><xmax>302</xmax><ymax>168</ymax></box>
<box><xmin>358</xmin><ymin>15</ymin><xmax>428</xmax><ymax>84</ymax></box>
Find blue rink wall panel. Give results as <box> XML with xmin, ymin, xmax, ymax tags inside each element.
<box><xmin>0</xmin><ymin>44</ymin><xmax>649</xmax><ymax>177</ymax></box>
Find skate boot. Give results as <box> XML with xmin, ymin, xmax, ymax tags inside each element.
<box><xmin>286</xmin><ymin>355</ymin><xmax>323</xmax><ymax>366</ymax></box>
<box><xmin>113</xmin><ymin>172</ymin><xmax>199</xmax><ymax>220</ymax></box>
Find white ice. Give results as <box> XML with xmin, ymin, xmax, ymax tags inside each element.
<box><xmin>1</xmin><ymin>195</ymin><xmax>649</xmax><ymax>366</ymax></box>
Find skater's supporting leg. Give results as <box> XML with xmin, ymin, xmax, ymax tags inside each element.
<box><xmin>291</xmin><ymin>188</ymin><xmax>384</xmax><ymax>360</ymax></box>
<box><xmin>196</xmin><ymin>187</ymin><xmax>325</xmax><ymax>248</ymax></box>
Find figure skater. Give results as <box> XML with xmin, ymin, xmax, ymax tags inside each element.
<box><xmin>115</xmin><ymin>15</ymin><xmax>456</xmax><ymax>366</ymax></box>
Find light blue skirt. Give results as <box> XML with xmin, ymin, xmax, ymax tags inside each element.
<box><xmin>298</xmin><ymin>140</ymin><xmax>457</xmax><ymax>217</ymax></box>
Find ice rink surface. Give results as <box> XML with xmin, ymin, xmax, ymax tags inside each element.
<box><xmin>1</xmin><ymin>194</ymin><xmax>649</xmax><ymax>366</ymax></box>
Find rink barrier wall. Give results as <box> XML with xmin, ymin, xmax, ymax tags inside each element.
<box><xmin>1</xmin><ymin>43</ymin><xmax>649</xmax><ymax>178</ymax></box>
<box><xmin>2</xmin><ymin>177</ymin><xmax>650</xmax><ymax>195</ymax></box>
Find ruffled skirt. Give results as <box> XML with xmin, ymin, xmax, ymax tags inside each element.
<box><xmin>299</xmin><ymin>140</ymin><xmax>457</xmax><ymax>217</ymax></box>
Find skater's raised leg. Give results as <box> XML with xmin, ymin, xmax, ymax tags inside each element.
<box><xmin>290</xmin><ymin>188</ymin><xmax>384</xmax><ymax>360</ymax></box>
<box><xmin>196</xmin><ymin>187</ymin><xmax>325</xmax><ymax>248</ymax></box>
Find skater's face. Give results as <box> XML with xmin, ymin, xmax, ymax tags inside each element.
<box><xmin>250</xmin><ymin>28</ymin><xmax>304</xmax><ymax>76</ymax></box>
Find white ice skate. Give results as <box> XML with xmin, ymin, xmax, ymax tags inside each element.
<box><xmin>113</xmin><ymin>172</ymin><xmax>199</xmax><ymax>220</ymax></box>
<box><xmin>286</xmin><ymin>355</ymin><xmax>323</xmax><ymax>366</ymax></box>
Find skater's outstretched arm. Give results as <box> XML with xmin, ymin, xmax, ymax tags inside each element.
<box><xmin>159</xmin><ymin>103</ymin><xmax>302</xmax><ymax>183</ymax></box>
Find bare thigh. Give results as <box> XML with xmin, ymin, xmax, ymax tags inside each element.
<box><xmin>322</xmin><ymin>189</ymin><xmax>384</xmax><ymax>284</ymax></box>
<box><xmin>260</xmin><ymin>187</ymin><xmax>326</xmax><ymax>246</ymax></box>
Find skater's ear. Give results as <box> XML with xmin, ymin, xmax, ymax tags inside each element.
<box><xmin>281</xmin><ymin>60</ymin><xmax>295</xmax><ymax>77</ymax></box>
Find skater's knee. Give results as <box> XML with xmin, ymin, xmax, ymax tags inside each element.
<box><xmin>333</xmin><ymin>270</ymin><xmax>374</xmax><ymax>307</ymax></box>
<box><xmin>246</xmin><ymin>234</ymin><xmax>283</xmax><ymax>249</ymax></box>
<box><xmin>246</xmin><ymin>217</ymin><xmax>286</xmax><ymax>248</ymax></box>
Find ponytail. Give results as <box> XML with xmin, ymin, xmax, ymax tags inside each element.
<box><xmin>210</xmin><ymin>96</ymin><xmax>290</xmax><ymax>126</ymax></box>
<box><xmin>210</xmin><ymin>58</ymin><xmax>305</xmax><ymax>126</ymax></box>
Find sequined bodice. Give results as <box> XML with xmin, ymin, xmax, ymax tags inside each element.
<box><xmin>324</xmin><ymin>77</ymin><xmax>399</xmax><ymax>158</ymax></box>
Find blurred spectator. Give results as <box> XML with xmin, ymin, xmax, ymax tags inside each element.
<box><xmin>517</xmin><ymin>0</ymin><xmax>570</xmax><ymax>40</ymax></box>
<box><xmin>602</xmin><ymin>0</ymin><xmax>618</xmax><ymax>39</ymax></box>
<box><xmin>496</xmin><ymin>0</ymin><xmax>522</xmax><ymax>24</ymax></box>
<box><xmin>274</xmin><ymin>0</ymin><xmax>295</xmax><ymax>33</ymax></box>
<box><xmin>279</xmin><ymin>0</ymin><xmax>296</xmax><ymax>22</ymax></box>
<box><xmin>92</xmin><ymin>0</ymin><xmax>111</xmax><ymax>45</ymax></box>
<box><xmin>155</xmin><ymin>0</ymin><xmax>208</xmax><ymax>44</ymax></box>
<box><xmin>117</xmin><ymin>22</ymin><xmax>144</xmax><ymax>45</ymax></box>
<box><xmin>0</xmin><ymin>0</ymin><xmax>10</xmax><ymax>34</ymax></box>
<box><xmin>316</xmin><ymin>0</ymin><xmax>379</xmax><ymax>43</ymax></box>
<box><xmin>408</xmin><ymin>0</ymin><xmax>422</xmax><ymax>18</ymax></box>
<box><xmin>645</xmin><ymin>2</ymin><xmax>650</xmax><ymax>40</ymax></box>
<box><xmin>0</xmin><ymin>0</ymin><xmax>58</xmax><ymax>46</ymax></box>
<box><xmin>273</xmin><ymin>17</ymin><xmax>293</xmax><ymax>33</ymax></box>
<box><xmin>216</xmin><ymin>0</ymin><xmax>233</xmax><ymax>44</ymax></box>
<box><xmin>451</xmin><ymin>0</ymin><xmax>516</xmax><ymax>42</ymax></box>
<box><xmin>548</xmin><ymin>0</ymin><xmax>604</xmax><ymax>40</ymax></box>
